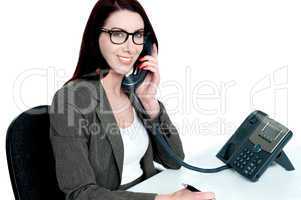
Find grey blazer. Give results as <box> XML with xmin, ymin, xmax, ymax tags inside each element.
<box><xmin>49</xmin><ymin>75</ymin><xmax>185</xmax><ymax>200</ymax></box>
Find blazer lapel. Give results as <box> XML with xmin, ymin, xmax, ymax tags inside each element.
<box><xmin>88</xmin><ymin>73</ymin><xmax>124</xmax><ymax>183</ymax></box>
<box><xmin>85</xmin><ymin>69</ymin><xmax>153</xmax><ymax>184</ymax></box>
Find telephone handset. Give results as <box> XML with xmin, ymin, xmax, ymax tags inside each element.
<box><xmin>121</xmin><ymin>36</ymin><xmax>153</xmax><ymax>92</ymax></box>
<box><xmin>217</xmin><ymin>110</ymin><xmax>294</xmax><ymax>181</ymax></box>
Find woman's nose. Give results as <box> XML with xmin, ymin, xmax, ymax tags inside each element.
<box><xmin>123</xmin><ymin>36</ymin><xmax>135</xmax><ymax>52</ymax></box>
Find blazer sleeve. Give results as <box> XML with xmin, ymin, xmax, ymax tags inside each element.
<box><xmin>49</xmin><ymin>91</ymin><xmax>157</xmax><ymax>200</ymax></box>
<box><xmin>140</xmin><ymin>100</ymin><xmax>185</xmax><ymax>169</ymax></box>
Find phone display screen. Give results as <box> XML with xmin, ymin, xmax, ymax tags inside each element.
<box><xmin>259</xmin><ymin>123</ymin><xmax>282</xmax><ymax>143</ymax></box>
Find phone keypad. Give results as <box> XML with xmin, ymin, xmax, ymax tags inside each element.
<box><xmin>232</xmin><ymin>147</ymin><xmax>264</xmax><ymax>176</ymax></box>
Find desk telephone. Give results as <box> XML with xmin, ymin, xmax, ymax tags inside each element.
<box><xmin>216</xmin><ymin>110</ymin><xmax>294</xmax><ymax>181</ymax></box>
<box><xmin>146</xmin><ymin>110</ymin><xmax>295</xmax><ymax>182</ymax></box>
<box><xmin>119</xmin><ymin>39</ymin><xmax>295</xmax><ymax>182</ymax></box>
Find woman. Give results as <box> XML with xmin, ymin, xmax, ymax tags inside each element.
<box><xmin>49</xmin><ymin>0</ymin><xmax>215</xmax><ymax>200</ymax></box>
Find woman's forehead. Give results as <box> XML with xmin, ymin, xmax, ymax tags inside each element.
<box><xmin>104</xmin><ymin>10</ymin><xmax>144</xmax><ymax>31</ymax></box>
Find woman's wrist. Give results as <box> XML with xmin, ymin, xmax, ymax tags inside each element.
<box><xmin>139</xmin><ymin>97</ymin><xmax>160</xmax><ymax>120</ymax></box>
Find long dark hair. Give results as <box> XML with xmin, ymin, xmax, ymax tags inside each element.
<box><xmin>66</xmin><ymin>0</ymin><xmax>158</xmax><ymax>84</ymax></box>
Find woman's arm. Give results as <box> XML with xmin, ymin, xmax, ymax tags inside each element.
<box><xmin>134</xmin><ymin>44</ymin><xmax>184</xmax><ymax>168</ymax></box>
<box><xmin>137</xmin><ymin>98</ymin><xmax>185</xmax><ymax>169</ymax></box>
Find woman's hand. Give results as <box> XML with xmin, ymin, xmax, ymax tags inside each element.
<box><xmin>170</xmin><ymin>187</ymin><xmax>215</xmax><ymax>200</ymax></box>
<box><xmin>135</xmin><ymin>43</ymin><xmax>160</xmax><ymax>119</ymax></box>
<box><xmin>155</xmin><ymin>187</ymin><xmax>216</xmax><ymax>200</ymax></box>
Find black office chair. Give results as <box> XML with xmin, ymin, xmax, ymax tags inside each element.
<box><xmin>6</xmin><ymin>105</ymin><xmax>65</xmax><ymax>200</ymax></box>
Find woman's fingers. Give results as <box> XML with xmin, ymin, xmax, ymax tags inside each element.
<box><xmin>139</xmin><ymin>65</ymin><xmax>158</xmax><ymax>74</ymax></box>
<box><xmin>139</xmin><ymin>55</ymin><xmax>158</xmax><ymax>65</ymax></box>
<box><xmin>151</xmin><ymin>43</ymin><xmax>158</xmax><ymax>58</ymax></box>
<box><xmin>139</xmin><ymin>61</ymin><xmax>158</xmax><ymax>69</ymax></box>
<box><xmin>194</xmin><ymin>192</ymin><xmax>215</xmax><ymax>200</ymax></box>
<box><xmin>173</xmin><ymin>187</ymin><xmax>216</xmax><ymax>200</ymax></box>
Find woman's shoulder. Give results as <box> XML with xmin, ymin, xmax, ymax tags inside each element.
<box><xmin>51</xmin><ymin>79</ymin><xmax>100</xmax><ymax>110</ymax></box>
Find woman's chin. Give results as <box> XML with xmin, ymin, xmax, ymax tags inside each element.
<box><xmin>111</xmin><ymin>68</ymin><xmax>133</xmax><ymax>77</ymax></box>
<box><xmin>110</xmin><ymin>63</ymin><xmax>134</xmax><ymax>76</ymax></box>
<box><xmin>125</xmin><ymin>67</ymin><xmax>134</xmax><ymax>76</ymax></box>
<box><xmin>118</xmin><ymin>66</ymin><xmax>134</xmax><ymax>76</ymax></box>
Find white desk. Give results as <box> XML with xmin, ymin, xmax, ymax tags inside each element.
<box><xmin>128</xmin><ymin>146</ymin><xmax>301</xmax><ymax>200</ymax></box>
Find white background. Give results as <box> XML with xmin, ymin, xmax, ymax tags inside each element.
<box><xmin>1</xmin><ymin>0</ymin><xmax>301</xmax><ymax>199</ymax></box>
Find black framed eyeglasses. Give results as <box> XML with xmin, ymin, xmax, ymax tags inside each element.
<box><xmin>100</xmin><ymin>27</ymin><xmax>145</xmax><ymax>45</ymax></box>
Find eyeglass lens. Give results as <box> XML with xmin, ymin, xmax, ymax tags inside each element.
<box><xmin>110</xmin><ymin>30</ymin><xmax>144</xmax><ymax>44</ymax></box>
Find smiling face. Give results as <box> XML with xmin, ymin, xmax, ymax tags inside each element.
<box><xmin>98</xmin><ymin>9</ymin><xmax>144</xmax><ymax>76</ymax></box>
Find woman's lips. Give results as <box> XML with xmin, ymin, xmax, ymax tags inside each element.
<box><xmin>118</xmin><ymin>55</ymin><xmax>132</xmax><ymax>65</ymax></box>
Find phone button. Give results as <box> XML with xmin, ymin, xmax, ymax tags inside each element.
<box><xmin>253</xmin><ymin>144</ymin><xmax>262</xmax><ymax>152</ymax></box>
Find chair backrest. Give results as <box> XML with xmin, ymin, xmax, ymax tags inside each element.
<box><xmin>6</xmin><ymin>105</ymin><xmax>65</xmax><ymax>200</ymax></box>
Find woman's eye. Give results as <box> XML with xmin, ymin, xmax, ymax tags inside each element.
<box><xmin>112</xmin><ymin>31</ymin><xmax>125</xmax><ymax>38</ymax></box>
<box><xmin>135</xmin><ymin>32</ymin><xmax>144</xmax><ymax>38</ymax></box>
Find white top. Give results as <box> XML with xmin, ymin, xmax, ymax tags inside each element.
<box><xmin>119</xmin><ymin>107</ymin><xmax>149</xmax><ymax>185</ymax></box>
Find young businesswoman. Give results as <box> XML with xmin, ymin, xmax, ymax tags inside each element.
<box><xmin>49</xmin><ymin>0</ymin><xmax>215</xmax><ymax>200</ymax></box>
